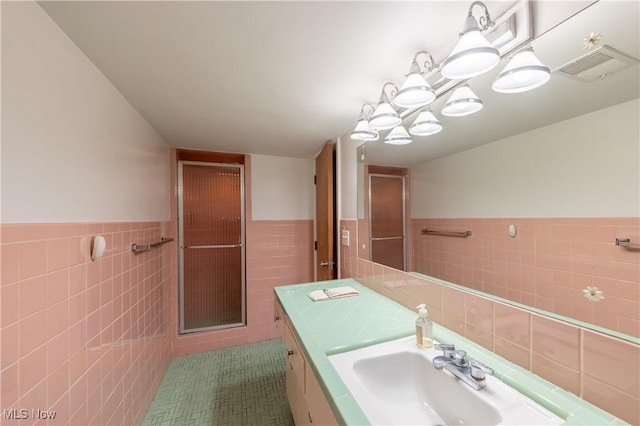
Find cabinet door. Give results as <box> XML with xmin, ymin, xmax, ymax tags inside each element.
<box><xmin>305</xmin><ymin>363</ymin><xmax>338</xmax><ymax>426</ymax></box>
<box><xmin>274</xmin><ymin>299</ymin><xmax>285</xmax><ymax>335</ymax></box>
<box><xmin>284</xmin><ymin>322</ymin><xmax>308</xmax><ymax>425</ymax></box>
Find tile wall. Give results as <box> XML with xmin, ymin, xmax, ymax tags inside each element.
<box><xmin>410</xmin><ymin>218</ymin><xmax>640</xmax><ymax>338</ymax></box>
<box><xmin>340</xmin><ymin>219</ymin><xmax>640</xmax><ymax>425</ymax></box>
<box><xmin>170</xmin><ymin>220</ymin><xmax>314</xmax><ymax>356</ymax></box>
<box><xmin>1</xmin><ymin>222</ymin><xmax>172</xmax><ymax>425</ymax></box>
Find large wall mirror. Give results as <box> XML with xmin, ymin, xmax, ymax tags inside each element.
<box><xmin>356</xmin><ymin>0</ymin><xmax>639</xmax><ymax>342</ymax></box>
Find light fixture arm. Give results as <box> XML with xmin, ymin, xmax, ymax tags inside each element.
<box><xmin>379</xmin><ymin>82</ymin><xmax>399</xmax><ymax>103</ymax></box>
<box><xmin>358</xmin><ymin>103</ymin><xmax>376</xmax><ymax>120</ymax></box>
<box><xmin>410</xmin><ymin>50</ymin><xmax>439</xmax><ymax>75</ymax></box>
<box><xmin>466</xmin><ymin>1</ymin><xmax>495</xmax><ymax>32</ymax></box>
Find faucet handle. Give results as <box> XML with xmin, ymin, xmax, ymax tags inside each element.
<box><xmin>469</xmin><ymin>360</ymin><xmax>494</xmax><ymax>381</ymax></box>
<box><xmin>434</xmin><ymin>343</ymin><xmax>455</xmax><ymax>358</ymax></box>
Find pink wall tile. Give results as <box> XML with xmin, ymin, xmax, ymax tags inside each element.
<box><xmin>532</xmin><ymin>354</ymin><xmax>581</xmax><ymax>396</ymax></box>
<box><xmin>494</xmin><ymin>303</ymin><xmax>530</xmax><ymax>348</ymax></box>
<box><xmin>1</xmin><ymin>243</ymin><xmax>20</xmax><ymax>284</ymax></box>
<box><xmin>583</xmin><ymin>375</ymin><xmax>639</xmax><ymax>425</ymax></box>
<box><xmin>409</xmin><ymin>217</ymin><xmax>639</xmax><ymax>338</ymax></box>
<box><xmin>465</xmin><ymin>294</ymin><xmax>493</xmax><ymax>332</ymax></box>
<box><xmin>1</xmin><ymin>221</ymin><xmax>172</xmax><ymax>425</ymax></box>
<box><xmin>442</xmin><ymin>286</ymin><xmax>465</xmax><ymax>335</ymax></box>
<box><xmin>494</xmin><ymin>336</ymin><xmax>530</xmax><ymax>370</ymax></box>
<box><xmin>1</xmin><ymin>363</ymin><xmax>19</xmax><ymax>406</ymax></box>
<box><xmin>2</xmin><ymin>283</ymin><xmax>20</xmax><ymax>325</ymax></box>
<box><xmin>532</xmin><ymin>316</ymin><xmax>580</xmax><ymax>370</ymax></box>
<box><xmin>583</xmin><ymin>330</ymin><xmax>639</xmax><ymax>398</ymax></box>
<box><xmin>19</xmin><ymin>241</ymin><xmax>47</xmax><ymax>280</ymax></box>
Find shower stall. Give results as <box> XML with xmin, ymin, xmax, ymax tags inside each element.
<box><xmin>178</xmin><ymin>160</ymin><xmax>246</xmax><ymax>333</ymax></box>
<box><xmin>369</xmin><ymin>172</ymin><xmax>406</xmax><ymax>271</ymax></box>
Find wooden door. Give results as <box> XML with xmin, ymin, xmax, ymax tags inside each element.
<box><xmin>315</xmin><ymin>143</ymin><xmax>336</xmax><ymax>281</ymax></box>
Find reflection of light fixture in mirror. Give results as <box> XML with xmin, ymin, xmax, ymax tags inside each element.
<box><xmin>441</xmin><ymin>1</ymin><xmax>500</xmax><ymax>79</ymax></box>
<box><xmin>394</xmin><ymin>51</ymin><xmax>438</xmax><ymax>108</ymax></box>
<box><xmin>409</xmin><ymin>107</ymin><xmax>443</xmax><ymax>136</ymax></box>
<box><xmin>492</xmin><ymin>47</ymin><xmax>551</xmax><ymax>93</ymax></box>
<box><xmin>384</xmin><ymin>125</ymin><xmax>412</xmax><ymax>145</ymax></box>
<box><xmin>369</xmin><ymin>82</ymin><xmax>401</xmax><ymax>130</ymax></box>
<box><xmin>442</xmin><ymin>84</ymin><xmax>483</xmax><ymax>117</ymax></box>
<box><xmin>350</xmin><ymin>103</ymin><xmax>379</xmax><ymax>141</ymax></box>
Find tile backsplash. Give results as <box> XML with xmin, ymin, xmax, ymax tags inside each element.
<box><xmin>340</xmin><ymin>219</ymin><xmax>640</xmax><ymax>425</ymax></box>
<box><xmin>410</xmin><ymin>217</ymin><xmax>639</xmax><ymax>337</ymax></box>
<box><xmin>1</xmin><ymin>222</ymin><xmax>172</xmax><ymax>425</ymax></box>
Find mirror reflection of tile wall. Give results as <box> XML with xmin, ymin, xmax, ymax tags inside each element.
<box><xmin>340</xmin><ymin>218</ymin><xmax>639</xmax><ymax>425</ymax></box>
<box><xmin>409</xmin><ymin>217</ymin><xmax>639</xmax><ymax>338</ymax></box>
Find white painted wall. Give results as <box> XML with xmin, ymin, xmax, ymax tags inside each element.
<box><xmin>412</xmin><ymin>99</ymin><xmax>640</xmax><ymax>218</ymax></box>
<box><xmin>250</xmin><ymin>154</ymin><xmax>314</xmax><ymax>220</ymax></box>
<box><xmin>1</xmin><ymin>2</ymin><xmax>170</xmax><ymax>223</ymax></box>
<box><xmin>337</xmin><ymin>135</ymin><xmax>358</xmax><ymax>220</ymax></box>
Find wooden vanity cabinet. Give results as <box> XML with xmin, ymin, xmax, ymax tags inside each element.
<box><xmin>276</xmin><ymin>300</ymin><xmax>338</xmax><ymax>426</ymax></box>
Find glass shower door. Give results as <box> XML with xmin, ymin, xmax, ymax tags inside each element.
<box><xmin>369</xmin><ymin>174</ymin><xmax>406</xmax><ymax>271</ymax></box>
<box><xmin>178</xmin><ymin>161</ymin><xmax>245</xmax><ymax>333</ymax></box>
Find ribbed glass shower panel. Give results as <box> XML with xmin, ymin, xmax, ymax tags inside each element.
<box><xmin>179</xmin><ymin>161</ymin><xmax>245</xmax><ymax>333</ymax></box>
<box><xmin>369</xmin><ymin>174</ymin><xmax>406</xmax><ymax>271</ymax></box>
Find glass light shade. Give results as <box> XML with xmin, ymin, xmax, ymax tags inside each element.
<box><xmin>442</xmin><ymin>85</ymin><xmax>483</xmax><ymax>117</ymax></box>
<box><xmin>409</xmin><ymin>109</ymin><xmax>443</xmax><ymax>136</ymax></box>
<box><xmin>384</xmin><ymin>125</ymin><xmax>412</xmax><ymax>145</ymax></box>
<box><xmin>350</xmin><ymin>119</ymin><xmax>378</xmax><ymax>141</ymax></box>
<box><xmin>394</xmin><ymin>73</ymin><xmax>436</xmax><ymax>108</ymax></box>
<box><xmin>441</xmin><ymin>16</ymin><xmax>500</xmax><ymax>79</ymax></box>
<box><xmin>369</xmin><ymin>101</ymin><xmax>401</xmax><ymax>130</ymax></box>
<box><xmin>492</xmin><ymin>49</ymin><xmax>551</xmax><ymax>93</ymax></box>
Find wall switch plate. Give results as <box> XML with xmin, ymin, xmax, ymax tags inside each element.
<box><xmin>341</xmin><ymin>230</ymin><xmax>350</xmax><ymax>246</ymax></box>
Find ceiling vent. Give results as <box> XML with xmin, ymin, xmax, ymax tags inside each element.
<box><xmin>554</xmin><ymin>44</ymin><xmax>639</xmax><ymax>83</ymax></box>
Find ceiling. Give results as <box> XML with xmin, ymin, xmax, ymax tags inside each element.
<box><xmin>39</xmin><ymin>1</ymin><xmax>639</xmax><ymax>165</ymax></box>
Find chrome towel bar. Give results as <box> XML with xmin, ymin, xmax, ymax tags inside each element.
<box><xmin>131</xmin><ymin>237</ymin><xmax>174</xmax><ymax>253</ymax></box>
<box><xmin>422</xmin><ymin>229</ymin><xmax>472</xmax><ymax>238</ymax></box>
<box><xmin>615</xmin><ymin>238</ymin><xmax>640</xmax><ymax>249</ymax></box>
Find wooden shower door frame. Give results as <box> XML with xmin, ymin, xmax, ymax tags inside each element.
<box><xmin>177</xmin><ymin>160</ymin><xmax>246</xmax><ymax>334</ymax></box>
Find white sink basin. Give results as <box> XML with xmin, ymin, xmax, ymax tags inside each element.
<box><xmin>329</xmin><ymin>336</ymin><xmax>564</xmax><ymax>425</ymax></box>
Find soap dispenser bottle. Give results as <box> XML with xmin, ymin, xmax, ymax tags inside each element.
<box><xmin>415</xmin><ymin>304</ymin><xmax>433</xmax><ymax>348</ymax></box>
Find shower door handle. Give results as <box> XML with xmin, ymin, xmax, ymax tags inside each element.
<box><xmin>181</xmin><ymin>244</ymin><xmax>243</xmax><ymax>249</ymax></box>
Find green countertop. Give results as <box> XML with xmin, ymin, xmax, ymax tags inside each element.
<box><xmin>274</xmin><ymin>278</ymin><xmax>626</xmax><ymax>426</ymax></box>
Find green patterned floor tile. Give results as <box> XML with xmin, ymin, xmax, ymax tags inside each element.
<box><xmin>143</xmin><ymin>339</ymin><xmax>294</xmax><ymax>426</ymax></box>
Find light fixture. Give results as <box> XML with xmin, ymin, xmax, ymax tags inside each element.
<box><xmin>350</xmin><ymin>103</ymin><xmax>379</xmax><ymax>141</ymax></box>
<box><xmin>393</xmin><ymin>51</ymin><xmax>438</xmax><ymax>108</ymax></box>
<box><xmin>441</xmin><ymin>1</ymin><xmax>500</xmax><ymax>80</ymax></box>
<box><xmin>492</xmin><ymin>46</ymin><xmax>551</xmax><ymax>93</ymax></box>
<box><xmin>350</xmin><ymin>1</ymin><xmax>549</xmax><ymax>148</ymax></box>
<box><xmin>384</xmin><ymin>125</ymin><xmax>412</xmax><ymax>145</ymax></box>
<box><xmin>409</xmin><ymin>107</ymin><xmax>443</xmax><ymax>136</ymax></box>
<box><xmin>442</xmin><ymin>84</ymin><xmax>483</xmax><ymax>117</ymax></box>
<box><xmin>369</xmin><ymin>82</ymin><xmax>401</xmax><ymax>130</ymax></box>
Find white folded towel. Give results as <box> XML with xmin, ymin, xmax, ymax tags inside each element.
<box><xmin>307</xmin><ymin>286</ymin><xmax>359</xmax><ymax>302</ymax></box>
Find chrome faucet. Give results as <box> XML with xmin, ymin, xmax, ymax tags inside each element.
<box><xmin>432</xmin><ymin>343</ymin><xmax>494</xmax><ymax>390</ymax></box>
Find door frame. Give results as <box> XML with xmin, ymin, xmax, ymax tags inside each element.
<box><xmin>177</xmin><ymin>160</ymin><xmax>246</xmax><ymax>334</ymax></box>
<box><xmin>314</xmin><ymin>143</ymin><xmax>337</xmax><ymax>281</ymax></box>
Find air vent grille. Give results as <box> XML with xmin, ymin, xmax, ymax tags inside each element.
<box><xmin>554</xmin><ymin>45</ymin><xmax>638</xmax><ymax>83</ymax></box>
